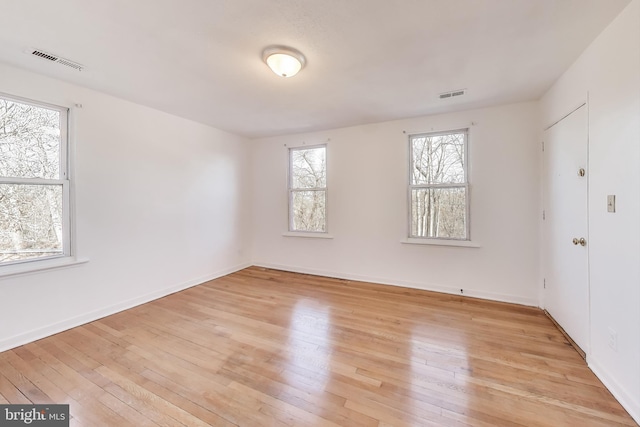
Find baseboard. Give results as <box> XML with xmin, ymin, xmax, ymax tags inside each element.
<box><xmin>253</xmin><ymin>261</ymin><xmax>538</xmax><ymax>307</ymax></box>
<box><xmin>588</xmin><ymin>357</ymin><xmax>640</xmax><ymax>425</ymax></box>
<box><xmin>0</xmin><ymin>261</ymin><xmax>251</xmax><ymax>353</ymax></box>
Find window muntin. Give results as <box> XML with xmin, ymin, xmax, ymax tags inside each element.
<box><xmin>289</xmin><ymin>145</ymin><xmax>327</xmax><ymax>233</ymax></box>
<box><xmin>409</xmin><ymin>129</ymin><xmax>468</xmax><ymax>240</ymax></box>
<box><xmin>0</xmin><ymin>94</ymin><xmax>70</xmax><ymax>265</ymax></box>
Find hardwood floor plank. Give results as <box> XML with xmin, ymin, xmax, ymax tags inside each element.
<box><xmin>2</xmin><ymin>348</ymin><xmax>73</xmax><ymax>405</ymax></box>
<box><xmin>0</xmin><ymin>266</ymin><xmax>636</xmax><ymax>426</ymax></box>
<box><xmin>218</xmin><ymin>359</ymin><xmax>378</xmax><ymax>427</ymax></box>
<box><xmin>0</xmin><ymin>351</ymin><xmax>54</xmax><ymax>403</ymax></box>
<box><xmin>96</xmin><ymin>365</ymin><xmax>213</xmax><ymax>427</ymax></box>
<box><xmin>0</xmin><ymin>370</ymin><xmax>30</xmax><ymax>404</ymax></box>
<box><xmin>19</xmin><ymin>340</ymin><xmax>131</xmax><ymax>426</ymax></box>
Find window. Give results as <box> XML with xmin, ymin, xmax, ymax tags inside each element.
<box><xmin>288</xmin><ymin>145</ymin><xmax>327</xmax><ymax>233</ymax></box>
<box><xmin>409</xmin><ymin>129</ymin><xmax>468</xmax><ymax>240</ymax></box>
<box><xmin>0</xmin><ymin>94</ymin><xmax>70</xmax><ymax>265</ymax></box>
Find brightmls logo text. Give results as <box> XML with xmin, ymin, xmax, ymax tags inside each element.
<box><xmin>0</xmin><ymin>405</ymin><xmax>69</xmax><ymax>426</ymax></box>
<box><xmin>4</xmin><ymin>408</ymin><xmax>45</xmax><ymax>424</ymax></box>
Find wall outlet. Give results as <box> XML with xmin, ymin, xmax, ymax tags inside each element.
<box><xmin>608</xmin><ymin>328</ymin><xmax>618</xmax><ymax>351</ymax></box>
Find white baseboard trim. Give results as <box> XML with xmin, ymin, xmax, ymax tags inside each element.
<box><xmin>0</xmin><ymin>261</ymin><xmax>251</xmax><ymax>353</ymax></box>
<box><xmin>253</xmin><ymin>261</ymin><xmax>538</xmax><ymax>307</ymax></box>
<box><xmin>588</xmin><ymin>357</ymin><xmax>640</xmax><ymax>425</ymax></box>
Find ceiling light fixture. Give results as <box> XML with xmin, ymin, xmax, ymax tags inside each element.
<box><xmin>262</xmin><ymin>45</ymin><xmax>306</xmax><ymax>78</ymax></box>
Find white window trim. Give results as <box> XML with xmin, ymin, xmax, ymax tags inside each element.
<box><xmin>287</xmin><ymin>143</ymin><xmax>328</xmax><ymax>234</ymax></box>
<box><xmin>0</xmin><ymin>92</ymin><xmax>79</xmax><ymax>271</ymax></box>
<box><xmin>282</xmin><ymin>231</ymin><xmax>334</xmax><ymax>239</ymax></box>
<box><xmin>0</xmin><ymin>256</ymin><xmax>88</xmax><ymax>279</ymax></box>
<box><xmin>401</xmin><ymin>238</ymin><xmax>479</xmax><ymax>248</ymax></box>
<box><xmin>407</xmin><ymin>128</ymin><xmax>471</xmax><ymax>241</ymax></box>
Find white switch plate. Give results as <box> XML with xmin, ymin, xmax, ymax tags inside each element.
<box><xmin>607</xmin><ymin>195</ymin><xmax>616</xmax><ymax>213</ymax></box>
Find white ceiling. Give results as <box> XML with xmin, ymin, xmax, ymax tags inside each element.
<box><xmin>0</xmin><ymin>0</ymin><xmax>631</xmax><ymax>138</ymax></box>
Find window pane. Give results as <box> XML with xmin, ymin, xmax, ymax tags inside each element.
<box><xmin>411</xmin><ymin>187</ymin><xmax>466</xmax><ymax>239</ymax></box>
<box><xmin>0</xmin><ymin>184</ymin><xmax>63</xmax><ymax>263</ymax></box>
<box><xmin>411</xmin><ymin>132</ymin><xmax>465</xmax><ymax>185</ymax></box>
<box><xmin>291</xmin><ymin>147</ymin><xmax>326</xmax><ymax>189</ymax></box>
<box><xmin>0</xmin><ymin>99</ymin><xmax>61</xmax><ymax>179</ymax></box>
<box><xmin>291</xmin><ymin>190</ymin><xmax>326</xmax><ymax>232</ymax></box>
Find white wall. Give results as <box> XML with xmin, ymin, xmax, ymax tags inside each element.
<box><xmin>251</xmin><ymin>102</ymin><xmax>540</xmax><ymax>306</ymax></box>
<box><xmin>0</xmin><ymin>63</ymin><xmax>252</xmax><ymax>351</ymax></box>
<box><xmin>539</xmin><ymin>0</ymin><xmax>640</xmax><ymax>422</ymax></box>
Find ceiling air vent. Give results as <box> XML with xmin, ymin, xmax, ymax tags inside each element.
<box><xmin>30</xmin><ymin>49</ymin><xmax>84</xmax><ymax>71</ymax></box>
<box><xmin>439</xmin><ymin>89</ymin><xmax>466</xmax><ymax>99</ymax></box>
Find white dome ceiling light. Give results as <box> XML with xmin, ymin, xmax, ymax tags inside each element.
<box><xmin>262</xmin><ymin>46</ymin><xmax>306</xmax><ymax>78</ymax></box>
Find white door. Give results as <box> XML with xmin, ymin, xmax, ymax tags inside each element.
<box><xmin>543</xmin><ymin>104</ymin><xmax>589</xmax><ymax>353</ymax></box>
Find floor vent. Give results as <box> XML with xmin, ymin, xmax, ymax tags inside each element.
<box><xmin>439</xmin><ymin>89</ymin><xmax>466</xmax><ymax>99</ymax></box>
<box><xmin>30</xmin><ymin>49</ymin><xmax>83</xmax><ymax>71</ymax></box>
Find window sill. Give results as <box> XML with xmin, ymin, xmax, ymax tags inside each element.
<box><xmin>401</xmin><ymin>238</ymin><xmax>480</xmax><ymax>248</ymax></box>
<box><xmin>282</xmin><ymin>232</ymin><xmax>334</xmax><ymax>239</ymax></box>
<box><xmin>0</xmin><ymin>256</ymin><xmax>89</xmax><ymax>279</ymax></box>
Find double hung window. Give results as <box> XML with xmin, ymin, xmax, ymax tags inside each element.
<box><xmin>409</xmin><ymin>129</ymin><xmax>469</xmax><ymax>240</ymax></box>
<box><xmin>288</xmin><ymin>145</ymin><xmax>327</xmax><ymax>233</ymax></box>
<box><xmin>0</xmin><ymin>94</ymin><xmax>70</xmax><ymax>265</ymax></box>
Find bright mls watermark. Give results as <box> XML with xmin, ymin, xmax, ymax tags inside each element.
<box><xmin>0</xmin><ymin>405</ymin><xmax>69</xmax><ymax>426</ymax></box>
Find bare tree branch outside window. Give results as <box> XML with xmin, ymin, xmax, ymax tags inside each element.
<box><xmin>0</xmin><ymin>96</ymin><xmax>67</xmax><ymax>264</ymax></box>
<box><xmin>289</xmin><ymin>146</ymin><xmax>326</xmax><ymax>232</ymax></box>
<box><xmin>409</xmin><ymin>130</ymin><xmax>468</xmax><ymax>239</ymax></box>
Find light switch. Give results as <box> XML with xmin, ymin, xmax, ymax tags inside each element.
<box><xmin>607</xmin><ymin>195</ymin><xmax>616</xmax><ymax>213</ymax></box>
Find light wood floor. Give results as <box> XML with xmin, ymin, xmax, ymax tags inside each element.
<box><xmin>0</xmin><ymin>267</ymin><xmax>636</xmax><ymax>426</ymax></box>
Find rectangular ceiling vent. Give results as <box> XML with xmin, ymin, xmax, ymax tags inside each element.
<box><xmin>30</xmin><ymin>49</ymin><xmax>84</xmax><ymax>71</ymax></box>
<box><xmin>439</xmin><ymin>89</ymin><xmax>466</xmax><ymax>99</ymax></box>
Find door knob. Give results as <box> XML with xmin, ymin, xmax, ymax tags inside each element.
<box><xmin>572</xmin><ymin>238</ymin><xmax>579</xmax><ymax>245</ymax></box>
<box><xmin>579</xmin><ymin>238</ymin><xmax>586</xmax><ymax>246</ymax></box>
